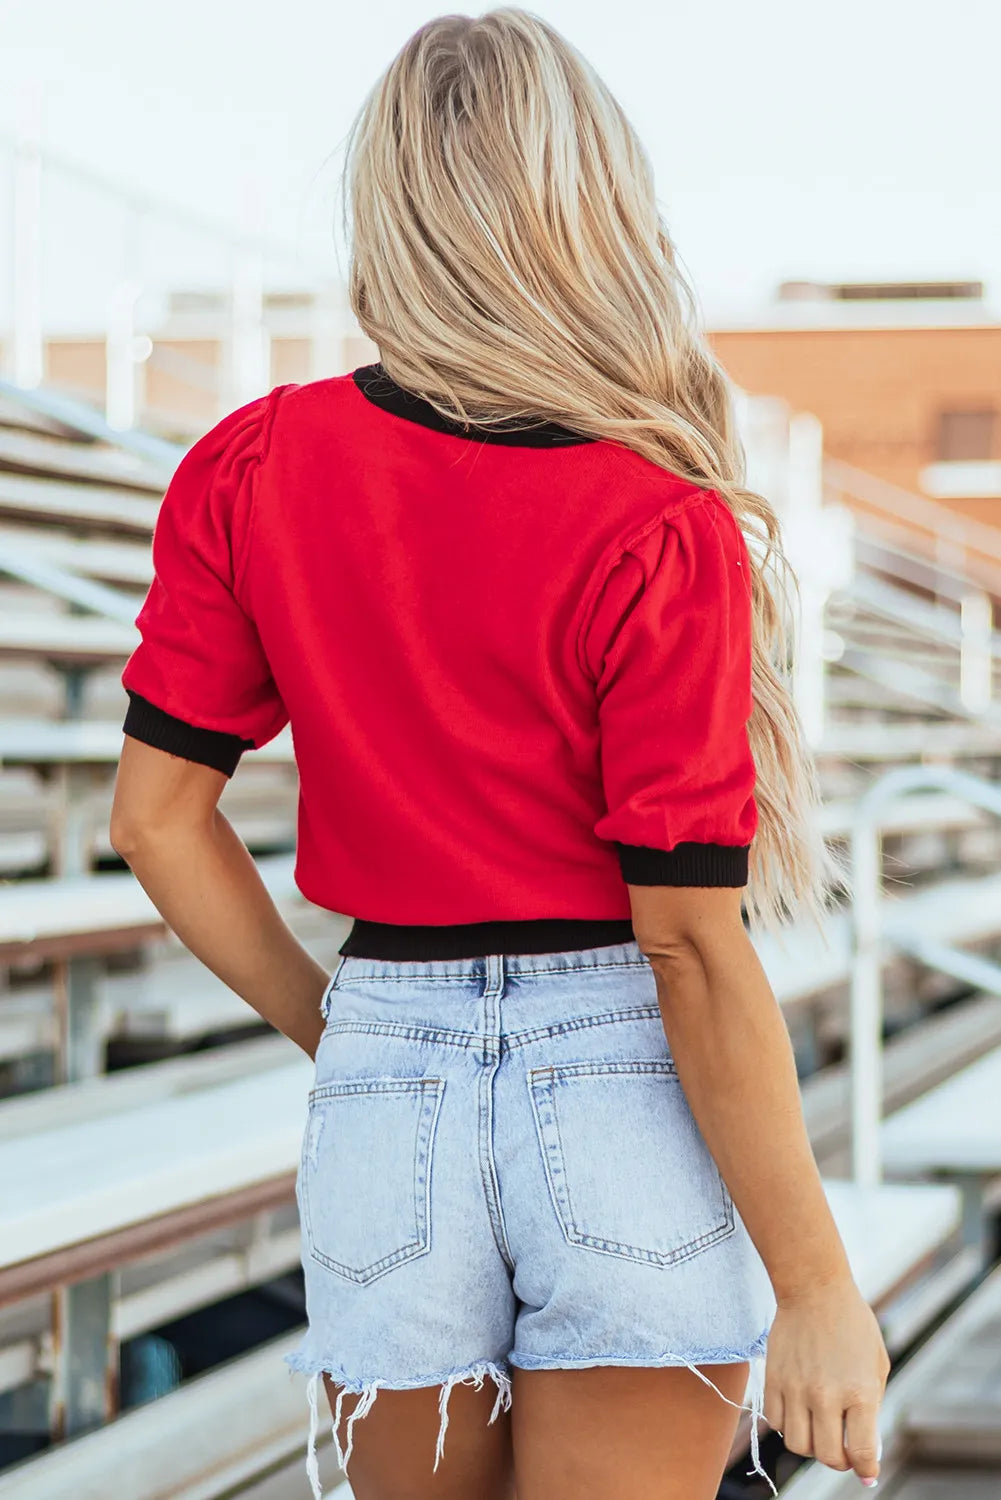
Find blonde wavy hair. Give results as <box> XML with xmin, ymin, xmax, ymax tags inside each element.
<box><xmin>340</xmin><ymin>6</ymin><xmax>836</xmax><ymax>928</ymax></box>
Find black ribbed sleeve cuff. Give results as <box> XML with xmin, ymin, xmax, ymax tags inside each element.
<box><xmin>616</xmin><ymin>840</ymin><xmax>750</xmax><ymax>887</ymax></box>
<box><xmin>123</xmin><ymin>690</ymin><xmax>253</xmax><ymax>777</ymax></box>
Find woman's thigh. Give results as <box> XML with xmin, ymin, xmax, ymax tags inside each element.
<box><xmin>324</xmin><ymin>1376</ymin><xmax>515</xmax><ymax>1500</ymax></box>
<box><xmin>510</xmin><ymin>1360</ymin><xmax>750</xmax><ymax>1500</ymax></box>
<box><xmin>323</xmin><ymin>1361</ymin><xmax>747</xmax><ymax>1499</ymax></box>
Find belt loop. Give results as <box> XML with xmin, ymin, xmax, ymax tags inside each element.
<box><xmin>485</xmin><ymin>953</ymin><xmax>505</xmax><ymax>996</ymax></box>
<box><xmin>319</xmin><ymin>956</ymin><xmax>347</xmax><ymax>1023</ymax></box>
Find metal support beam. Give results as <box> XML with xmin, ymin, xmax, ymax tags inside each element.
<box><xmin>229</xmin><ymin>250</ymin><xmax>270</xmax><ymax>408</ymax></box>
<box><xmin>11</xmin><ymin>95</ymin><xmax>44</xmax><ymax>389</ymax></box>
<box><xmin>955</xmin><ymin>1174</ymin><xmax>990</xmax><ymax>1263</ymax></box>
<box><xmin>49</xmin><ymin>672</ymin><xmax>107</xmax><ymax>1083</ymax></box>
<box><xmin>309</xmin><ymin>278</ymin><xmax>351</xmax><ymax>381</ymax></box>
<box><xmin>850</xmin><ymin>811</ymin><xmax>883</xmax><ymax>1188</ymax></box>
<box><xmin>105</xmin><ymin>281</ymin><xmax>144</xmax><ymax>432</ymax></box>
<box><xmin>62</xmin><ymin>956</ymin><xmax>105</xmax><ymax>1083</ymax></box>
<box><xmin>50</xmin><ymin>1274</ymin><xmax>117</xmax><ymax>1439</ymax></box>
<box><xmin>959</xmin><ymin>589</ymin><xmax>993</xmax><ymax>713</ymax></box>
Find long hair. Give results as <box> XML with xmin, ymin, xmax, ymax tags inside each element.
<box><xmin>340</xmin><ymin>6</ymin><xmax>836</xmax><ymax>928</ymax></box>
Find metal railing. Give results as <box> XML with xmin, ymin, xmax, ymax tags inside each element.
<box><xmin>0</xmin><ymin>373</ymin><xmax>182</xmax><ymax>472</ymax></box>
<box><xmin>736</xmin><ymin>393</ymin><xmax>1001</xmax><ymax>740</ymax></box>
<box><xmin>849</xmin><ymin>764</ymin><xmax>1001</xmax><ymax>1188</ymax></box>
<box><xmin>826</xmin><ymin>456</ymin><xmax>1001</xmax><ymax>578</ymax></box>
<box><xmin>842</xmin><ymin>570</ymin><xmax>999</xmax><ymax>719</ymax></box>
<box><xmin>1</xmin><ymin>110</ymin><xmax>351</xmax><ymax>429</ymax></box>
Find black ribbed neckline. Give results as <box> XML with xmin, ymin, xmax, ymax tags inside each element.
<box><xmin>351</xmin><ymin>363</ymin><xmax>594</xmax><ymax>447</ymax></box>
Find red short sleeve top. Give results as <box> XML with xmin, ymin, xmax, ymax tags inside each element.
<box><xmin>121</xmin><ymin>366</ymin><xmax>757</xmax><ymax>941</ymax></box>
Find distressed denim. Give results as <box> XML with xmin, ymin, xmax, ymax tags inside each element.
<box><xmin>285</xmin><ymin>940</ymin><xmax>777</xmax><ymax>1496</ymax></box>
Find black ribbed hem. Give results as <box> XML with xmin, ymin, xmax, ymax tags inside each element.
<box><xmin>616</xmin><ymin>841</ymin><xmax>750</xmax><ymax>887</ymax></box>
<box><xmin>122</xmin><ymin>690</ymin><xmax>253</xmax><ymax>777</ymax></box>
<box><xmin>340</xmin><ymin>916</ymin><xmax>636</xmax><ymax>961</ymax></box>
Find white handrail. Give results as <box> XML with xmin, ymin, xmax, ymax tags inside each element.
<box><xmin>1</xmin><ymin>115</ymin><xmax>331</xmax><ymax>427</ymax></box>
<box><xmin>849</xmin><ymin>765</ymin><xmax>1001</xmax><ymax>1187</ymax></box>
<box><xmin>0</xmin><ymin>542</ymin><xmax>139</xmax><ymax>623</ymax></box>
<box><xmin>826</xmin><ymin>456</ymin><xmax>1001</xmax><ymax>570</ymax></box>
<box><xmin>0</xmin><ymin>374</ymin><xmax>181</xmax><ymax>471</ymax></box>
<box><xmin>11</xmin><ymin>111</ymin><xmax>43</xmax><ymax>389</ymax></box>
<box><xmin>0</xmin><ymin>128</ymin><xmax>315</xmax><ymax>269</ymax></box>
<box><xmin>854</xmin><ymin>529</ymin><xmax>1001</xmax><ymax>607</ymax></box>
<box><xmin>845</xmin><ymin>571</ymin><xmax>998</xmax><ymax>715</ymax></box>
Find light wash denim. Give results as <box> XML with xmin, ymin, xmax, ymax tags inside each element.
<box><xmin>285</xmin><ymin>940</ymin><xmax>777</xmax><ymax>1496</ymax></box>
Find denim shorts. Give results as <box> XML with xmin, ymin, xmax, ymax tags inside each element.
<box><xmin>285</xmin><ymin>940</ymin><xmax>777</xmax><ymax>1497</ymax></box>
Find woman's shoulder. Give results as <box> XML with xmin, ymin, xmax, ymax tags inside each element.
<box><xmin>265</xmin><ymin>370</ymin><xmax>373</xmax><ymax>432</ymax></box>
<box><xmin>580</xmin><ymin>455</ymin><xmax>737</xmax><ymax>584</ymax></box>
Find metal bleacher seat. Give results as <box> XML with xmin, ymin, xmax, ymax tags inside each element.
<box><xmin>0</xmin><ymin>1055</ymin><xmax>310</xmax><ymax>1276</ymax></box>
<box><xmin>0</xmin><ymin>854</ymin><xmax>312</xmax><ymax>1076</ymax></box>
<box><xmin>881</xmin><ymin>1046</ymin><xmax>1001</xmax><ymax>1262</ymax></box>
<box><xmin>0</xmin><ymin>1328</ymin><xmax>318</xmax><ymax>1500</ymax></box>
<box><xmin>0</xmin><ymin>613</ymin><xmax>138</xmax><ymax>666</ymax></box>
<box><xmin>883</xmin><ymin>1045</ymin><xmax>1001</xmax><ymax>1180</ymax></box>
<box><xmin>0</xmin><ymin>524</ymin><xmax>153</xmax><ymax>587</ymax></box>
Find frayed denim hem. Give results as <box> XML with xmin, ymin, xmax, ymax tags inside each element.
<box><xmin>283</xmin><ymin>1329</ymin><xmax>774</xmax><ymax>1500</ymax></box>
<box><xmin>507</xmin><ymin>1324</ymin><xmax>770</xmax><ymax>1371</ymax></box>
<box><xmin>508</xmin><ymin>1327</ymin><xmax>775</xmax><ymax>1496</ymax></box>
<box><xmin>283</xmin><ymin>1352</ymin><xmax>512</xmax><ymax>1500</ymax></box>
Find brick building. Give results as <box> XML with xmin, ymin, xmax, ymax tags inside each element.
<box><xmin>709</xmin><ymin>282</ymin><xmax>1001</xmax><ymax>529</ymax></box>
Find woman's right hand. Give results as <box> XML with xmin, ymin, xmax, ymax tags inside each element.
<box><xmin>763</xmin><ymin>1273</ymin><xmax>891</xmax><ymax>1487</ymax></box>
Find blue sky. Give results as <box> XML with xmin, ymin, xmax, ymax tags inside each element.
<box><xmin>1</xmin><ymin>0</ymin><xmax>999</xmax><ymax>329</ymax></box>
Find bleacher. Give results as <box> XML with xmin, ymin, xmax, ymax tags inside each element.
<box><xmin>1</xmin><ymin>377</ymin><xmax>1001</xmax><ymax>1500</ymax></box>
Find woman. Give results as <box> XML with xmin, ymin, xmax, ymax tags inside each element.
<box><xmin>110</xmin><ymin>9</ymin><xmax>889</xmax><ymax>1499</ymax></box>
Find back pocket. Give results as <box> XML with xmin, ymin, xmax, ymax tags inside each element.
<box><xmin>301</xmin><ymin>1076</ymin><xmax>445</xmax><ymax>1284</ymax></box>
<box><xmin>528</xmin><ymin>1059</ymin><xmax>734</xmax><ymax>1267</ymax></box>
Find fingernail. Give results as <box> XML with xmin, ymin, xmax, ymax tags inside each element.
<box><xmin>861</xmin><ymin>1481</ymin><xmax>878</xmax><ymax>1490</ymax></box>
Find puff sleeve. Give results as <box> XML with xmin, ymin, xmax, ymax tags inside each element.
<box><xmin>121</xmin><ymin>389</ymin><xmax>290</xmax><ymax>776</ymax></box>
<box><xmin>582</xmin><ymin>491</ymin><xmax>758</xmax><ymax>885</ymax></box>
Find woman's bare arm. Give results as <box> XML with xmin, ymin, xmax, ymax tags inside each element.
<box><xmin>628</xmin><ymin>882</ymin><xmax>888</xmax><ymax>1486</ymax></box>
<box><xmin>110</xmin><ymin>736</ymin><xmax>329</xmax><ymax>1060</ymax></box>
<box><xmin>629</xmin><ymin>884</ymin><xmax>848</xmax><ymax>1298</ymax></box>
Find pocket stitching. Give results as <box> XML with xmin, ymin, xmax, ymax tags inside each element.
<box><xmin>530</xmin><ymin>1058</ymin><xmax>679</xmax><ymax>1082</ymax></box>
<box><xmin>303</xmin><ymin>1076</ymin><xmax>445</xmax><ymax>1285</ymax></box>
<box><xmin>528</xmin><ymin>1062</ymin><xmax>735</xmax><ymax>1267</ymax></box>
